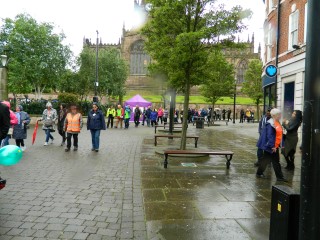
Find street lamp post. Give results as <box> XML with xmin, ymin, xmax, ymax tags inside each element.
<box><xmin>0</xmin><ymin>55</ymin><xmax>8</xmax><ymax>101</ymax></box>
<box><xmin>93</xmin><ymin>30</ymin><xmax>99</xmax><ymax>103</ymax></box>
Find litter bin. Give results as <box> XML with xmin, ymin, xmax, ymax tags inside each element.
<box><xmin>196</xmin><ymin>117</ymin><xmax>204</xmax><ymax>129</ymax></box>
<box><xmin>269</xmin><ymin>185</ymin><xmax>300</xmax><ymax>240</ymax></box>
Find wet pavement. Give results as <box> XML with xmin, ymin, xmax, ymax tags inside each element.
<box><xmin>0</xmin><ymin>120</ymin><xmax>301</xmax><ymax>239</ymax></box>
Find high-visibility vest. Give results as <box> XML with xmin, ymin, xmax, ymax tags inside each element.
<box><xmin>66</xmin><ymin>113</ymin><xmax>81</xmax><ymax>133</ymax></box>
<box><xmin>107</xmin><ymin>108</ymin><xmax>116</xmax><ymax>117</ymax></box>
<box><xmin>116</xmin><ymin>108</ymin><xmax>124</xmax><ymax>118</ymax></box>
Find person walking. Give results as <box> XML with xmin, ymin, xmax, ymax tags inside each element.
<box><xmin>87</xmin><ymin>103</ymin><xmax>106</xmax><ymax>152</ymax></box>
<box><xmin>106</xmin><ymin>105</ymin><xmax>115</xmax><ymax>128</ymax></box>
<box><xmin>256</xmin><ymin>108</ymin><xmax>287</xmax><ymax>182</ymax></box>
<box><xmin>145</xmin><ymin>106</ymin><xmax>152</xmax><ymax>127</ymax></box>
<box><xmin>163</xmin><ymin>107</ymin><xmax>169</xmax><ymax>124</ymax></box>
<box><xmin>227</xmin><ymin>108</ymin><xmax>232</xmax><ymax>122</ymax></box>
<box><xmin>64</xmin><ymin>104</ymin><xmax>83</xmax><ymax>152</ymax></box>
<box><xmin>12</xmin><ymin>105</ymin><xmax>30</xmax><ymax>151</ymax></box>
<box><xmin>124</xmin><ymin>105</ymin><xmax>131</xmax><ymax>129</ymax></box>
<box><xmin>157</xmin><ymin>107</ymin><xmax>164</xmax><ymax>124</ymax></box>
<box><xmin>240</xmin><ymin>109</ymin><xmax>245</xmax><ymax>123</ymax></box>
<box><xmin>41</xmin><ymin>102</ymin><xmax>57</xmax><ymax>146</ymax></box>
<box><xmin>150</xmin><ymin>109</ymin><xmax>158</xmax><ymax>127</ymax></box>
<box><xmin>115</xmin><ymin>105</ymin><xmax>124</xmax><ymax>129</ymax></box>
<box><xmin>134</xmin><ymin>105</ymin><xmax>141</xmax><ymax>127</ymax></box>
<box><xmin>1</xmin><ymin>101</ymin><xmax>18</xmax><ymax>146</ymax></box>
<box><xmin>255</xmin><ymin>108</ymin><xmax>271</xmax><ymax>167</ymax></box>
<box><xmin>281</xmin><ymin>110</ymin><xmax>303</xmax><ymax>170</ymax></box>
<box><xmin>141</xmin><ymin>108</ymin><xmax>146</xmax><ymax>126</ymax></box>
<box><xmin>58</xmin><ymin>103</ymin><xmax>67</xmax><ymax>146</ymax></box>
<box><xmin>0</xmin><ymin>101</ymin><xmax>10</xmax><ymax>146</ymax></box>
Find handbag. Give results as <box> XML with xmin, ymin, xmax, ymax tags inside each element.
<box><xmin>44</xmin><ymin>119</ymin><xmax>54</xmax><ymax>127</ymax></box>
<box><xmin>8</xmin><ymin>127</ymin><xmax>13</xmax><ymax>135</ymax></box>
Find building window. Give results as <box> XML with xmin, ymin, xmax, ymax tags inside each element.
<box><xmin>266</xmin><ymin>23</ymin><xmax>272</xmax><ymax>61</ymax></box>
<box><xmin>288</xmin><ymin>10</ymin><xmax>299</xmax><ymax>49</ymax></box>
<box><xmin>130</xmin><ymin>40</ymin><xmax>151</xmax><ymax>75</ymax></box>
<box><xmin>237</xmin><ymin>60</ymin><xmax>248</xmax><ymax>84</ymax></box>
<box><xmin>304</xmin><ymin>3</ymin><xmax>308</xmax><ymax>43</ymax></box>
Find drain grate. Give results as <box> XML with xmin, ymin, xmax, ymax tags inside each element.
<box><xmin>181</xmin><ymin>163</ymin><xmax>197</xmax><ymax>167</ymax></box>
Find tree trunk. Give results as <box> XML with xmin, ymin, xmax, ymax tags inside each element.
<box><xmin>180</xmin><ymin>80</ymin><xmax>190</xmax><ymax>150</ymax></box>
<box><xmin>34</xmin><ymin>86</ymin><xmax>43</xmax><ymax>100</ymax></box>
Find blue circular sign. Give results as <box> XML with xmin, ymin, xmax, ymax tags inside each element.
<box><xmin>265</xmin><ymin>65</ymin><xmax>277</xmax><ymax>77</ymax></box>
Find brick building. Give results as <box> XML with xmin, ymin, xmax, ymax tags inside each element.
<box><xmin>262</xmin><ymin>0</ymin><xmax>308</xmax><ymax>118</ymax></box>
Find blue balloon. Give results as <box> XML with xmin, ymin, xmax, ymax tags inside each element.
<box><xmin>0</xmin><ymin>145</ymin><xmax>23</xmax><ymax>166</ymax></box>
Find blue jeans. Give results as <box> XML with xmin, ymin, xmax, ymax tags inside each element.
<box><xmin>124</xmin><ymin>118</ymin><xmax>130</xmax><ymax>128</ymax></box>
<box><xmin>3</xmin><ymin>135</ymin><xmax>10</xmax><ymax>146</ymax></box>
<box><xmin>90</xmin><ymin>129</ymin><xmax>100</xmax><ymax>150</ymax></box>
<box><xmin>45</xmin><ymin>129</ymin><xmax>54</xmax><ymax>143</ymax></box>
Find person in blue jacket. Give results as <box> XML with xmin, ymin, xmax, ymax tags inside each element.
<box><xmin>150</xmin><ymin>109</ymin><xmax>158</xmax><ymax>127</ymax></box>
<box><xmin>87</xmin><ymin>103</ymin><xmax>106</xmax><ymax>152</ymax></box>
<box><xmin>256</xmin><ymin>108</ymin><xmax>287</xmax><ymax>182</ymax></box>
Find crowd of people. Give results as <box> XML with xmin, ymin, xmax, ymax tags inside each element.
<box><xmin>0</xmin><ymin>100</ymin><xmax>303</xmax><ymax>183</ymax></box>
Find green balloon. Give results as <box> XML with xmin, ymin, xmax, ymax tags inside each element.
<box><xmin>0</xmin><ymin>145</ymin><xmax>23</xmax><ymax>166</ymax></box>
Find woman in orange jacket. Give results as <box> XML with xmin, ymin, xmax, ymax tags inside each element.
<box><xmin>64</xmin><ymin>104</ymin><xmax>83</xmax><ymax>152</ymax></box>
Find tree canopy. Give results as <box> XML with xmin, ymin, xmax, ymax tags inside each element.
<box><xmin>199</xmin><ymin>50</ymin><xmax>235</xmax><ymax>108</ymax></box>
<box><xmin>241</xmin><ymin>59</ymin><xmax>263</xmax><ymax>120</ymax></box>
<box><xmin>0</xmin><ymin>13</ymin><xmax>72</xmax><ymax>99</ymax></box>
<box><xmin>77</xmin><ymin>47</ymin><xmax>128</xmax><ymax>103</ymax></box>
<box><xmin>142</xmin><ymin>0</ymin><xmax>252</xmax><ymax>149</ymax></box>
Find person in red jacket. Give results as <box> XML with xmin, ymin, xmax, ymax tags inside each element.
<box><xmin>1</xmin><ymin>101</ymin><xmax>18</xmax><ymax>146</ymax></box>
<box><xmin>0</xmin><ymin>101</ymin><xmax>10</xmax><ymax>145</ymax></box>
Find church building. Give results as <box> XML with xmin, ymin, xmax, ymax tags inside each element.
<box><xmin>83</xmin><ymin>0</ymin><xmax>261</xmax><ymax>95</ymax></box>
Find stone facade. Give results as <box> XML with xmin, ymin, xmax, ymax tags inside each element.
<box><xmin>83</xmin><ymin>1</ymin><xmax>261</xmax><ymax>96</ymax></box>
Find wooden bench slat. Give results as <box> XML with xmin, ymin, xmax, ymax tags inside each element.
<box><xmin>154</xmin><ymin>135</ymin><xmax>199</xmax><ymax>148</ymax></box>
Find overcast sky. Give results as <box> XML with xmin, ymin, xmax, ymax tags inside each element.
<box><xmin>0</xmin><ymin>0</ymin><xmax>265</xmax><ymax>56</ymax></box>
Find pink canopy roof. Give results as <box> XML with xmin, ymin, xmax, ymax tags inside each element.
<box><xmin>124</xmin><ymin>94</ymin><xmax>152</xmax><ymax>108</ymax></box>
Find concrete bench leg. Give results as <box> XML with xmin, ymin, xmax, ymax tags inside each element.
<box><xmin>225</xmin><ymin>154</ymin><xmax>233</xmax><ymax>169</ymax></box>
<box><xmin>164</xmin><ymin>154</ymin><xmax>168</xmax><ymax>168</ymax></box>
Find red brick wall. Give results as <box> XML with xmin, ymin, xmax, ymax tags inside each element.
<box><xmin>263</xmin><ymin>0</ymin><xmax>307</xmax><ymax>65</ymax></box>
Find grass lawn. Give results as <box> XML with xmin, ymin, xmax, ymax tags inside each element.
<box><xmin>123</xmin><ymin>94</ymin><xmax>256</xmax><ymax>105</ymax></box>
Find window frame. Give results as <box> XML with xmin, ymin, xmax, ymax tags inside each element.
<box><xmin>288</xmin><ymin>10</ymin><xmax>299</xmax><ymax>50</ymax></box>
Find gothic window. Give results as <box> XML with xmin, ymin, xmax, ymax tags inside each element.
<box><xmin>237</xmin><ymin>60</ymin><xmax>248</xmax><ymax>84</ymax></box>
<box><xmin>130</xmin><ymin>40</ymin><xmax>151</xmax><ymax>75</ymax></box>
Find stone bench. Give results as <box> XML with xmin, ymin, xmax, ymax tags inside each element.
<box><xmin>163</xmin><ymin>150</ymin><xmax>234</xmax><ymax>169</ymax></box>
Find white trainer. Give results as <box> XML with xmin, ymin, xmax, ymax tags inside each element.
<box><xmin>50</xmin><ymin>138</ymin><xmax>54</xmax><ymax>144</ymax></box>
<box><xmin>21</xmin><ymin>146</ymin><xmax>26</xmax><ymax>151</ymax></box>
<box><xmin>44</xmin><ymin>142</ymin><xmax>48</xmax><ymax>146</ymax></box>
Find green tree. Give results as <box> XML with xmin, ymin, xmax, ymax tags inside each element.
<box><xmin>0</xmin><ymin>14</ymin><xmax>72</xmax><ymax>99</ymax></box>
<box><xmin>241</xmin><ymin>59</ymin><xmax>263</xmax><ymax>121</ymax></box>
<box><xmin>142</xmin><ymin>0</ymin><xmax>251</xmax><ymax>149</ymax></box>
<box><xmin>78</xmin><ymin>47</ymin><xmax>128</xmax><ymax>103</ymax></box>
<box><xmin>199</xmin><ymin>50</ymin><xmax>235</xmax><ymax>115</ymax></box>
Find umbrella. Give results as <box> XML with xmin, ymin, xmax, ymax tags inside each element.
<box><xmin>32</xmin><ymin>120</ymin><xmax>39</xmax><ymax>145</ymax></box>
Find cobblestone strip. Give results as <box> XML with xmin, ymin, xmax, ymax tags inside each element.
<box><xmin>0</xmin><ymin>127</ymin><xmax>148</xmax><ymax>239</ymax></box>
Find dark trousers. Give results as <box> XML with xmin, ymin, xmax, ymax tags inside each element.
<box><xmin>15</xmin><ymin>139</ymin><xmax>25</xmax><ymax>147</ymax></box>
<box><xmin>257</xmin><ymin>149</ymin><xmax>284</xmax><ymax>179</ymax></box>
<box><xmin>134</xmin><ymin>116</ymin><xmax>140</xmax><ymax>127</ymax></box>
<box><xmin>125</xmin><ymin>118</ymin><xmax>130</xmax><ymax>128</ymax></box>
<box><xmin>66</xmin><ymin>133</ymin><xmax>78</xmax><ymax>149</ymax></box>
<box><xmin>58</xmin><ymin>129</ymin><xmax>66</xmax><ymax>143</ymax></box>
<box><xmin>107</xmin><ymin>116</ymin><xmax>114</xmax><ymax>128</ymax></box>
<box><xmin>257</xmin><ymin>148</ymin><xmax>263</xmax><ymax>162</ymax></box>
